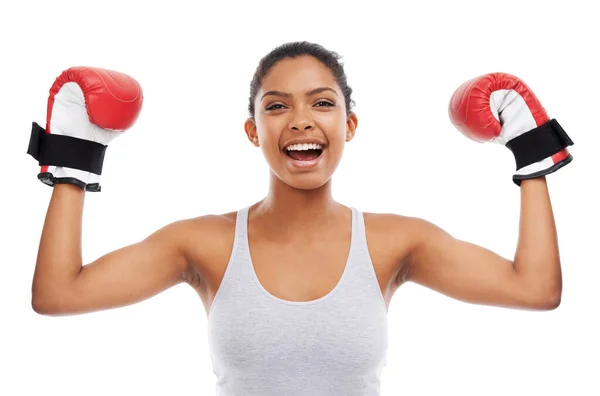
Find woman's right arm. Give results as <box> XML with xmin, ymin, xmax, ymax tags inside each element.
<box><xmin>31</xmin><ymin>184</ymin><xmax>194</xmax><ymax>316</ymax></box>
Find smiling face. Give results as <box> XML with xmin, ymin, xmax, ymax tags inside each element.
<box><xmin>245</xmin><ymin>56</ymin><xmax>358</xmax><ymax>190</ymax></box>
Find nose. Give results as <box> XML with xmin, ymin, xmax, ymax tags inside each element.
<box><xmin>289</xmin><ymin>109</ymin><xmax>314</xmax><ymax>132</ymax></box>
<box><xmin>291</xmin><ymin>123</ymin><xmax>313</xmax><ymax>131</ymax></box>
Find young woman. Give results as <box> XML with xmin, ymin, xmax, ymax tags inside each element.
<box><xmin>30</xmin><ymin>42</ymin><xmax>572</xmax><ymax>395</ymax></box>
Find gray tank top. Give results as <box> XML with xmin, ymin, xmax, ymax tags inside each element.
<box><xmin>207</xmin><ymin>206</ymin><xmax>389</xmax><ymax>395</ymax></box>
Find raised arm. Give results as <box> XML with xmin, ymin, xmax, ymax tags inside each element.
<box><xmin>400</xmin><ymin>72</ymin><xmax>573</xmax><ymax>310</ymax></box>
<box><xmin>404</xmin><ymin>177</ymin><xmax>562</xmax><ymax>310</ymax></box>
<box><xmin>28</xmin><ymin>66</ymin><xmax>195</xmax><ymax>316</ymax></box>
<box><xmin>31</xmin><ymin>184</ymin><xmax>194</xmax><ymax>316</ymax></box>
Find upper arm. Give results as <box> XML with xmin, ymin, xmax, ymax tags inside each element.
<box><xmin>36</xmin><ymin>219</ymin><xmax>195</xmax><ymax>316</ymax></box>
<box><xmin>402</xmin><ymin>217</ymin><xmax>544</xmax><ymax>309</ymax></box>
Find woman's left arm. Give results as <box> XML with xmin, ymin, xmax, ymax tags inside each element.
<box><xmin>406</xmin><ymin>176</ymin><xmax>562</xmax><ymax>310</ymax></box>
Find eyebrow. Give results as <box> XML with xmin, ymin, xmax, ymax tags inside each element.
<box><xmin>260</xmin><ymin>86</ymin><xmax>338</xmax><ymax>101</ymax></box>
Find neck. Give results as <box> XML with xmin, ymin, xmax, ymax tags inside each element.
<box><xmin>253</xmin><ymin>172</ymin><xmax>342</xmax><ymax>234</ymax></box>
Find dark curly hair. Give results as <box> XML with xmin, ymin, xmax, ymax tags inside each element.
<box><xmin>248</xmin><ymin>41</ymin><xmax>355</xmax><ymax>118</ymax></box>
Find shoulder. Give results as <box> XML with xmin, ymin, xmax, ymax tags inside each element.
<box><xmin>182</xmin><ymin>211</ymin><xmax>237</xmax><ymax>233</ymax></box>
<box><xmin>161</xmin><ymin>210</ymin><xmax>239</xmax><ymax>285</ymax></box>
<box><xmin>160</xmin><ymin>211</ymin><xmax>237</xmax><ymax>243</ymax></box>
<box><xmin>361</xmin><ymin>211</ymin><xmax>444</xmax><ymax>281</ymax></box>
<box><xmin>178</xmin><ymin>211</ymin><xmax>238</xmax><ymax>252</ymax></box>
<box><xmin>362</xmin><ymin>211</ymin><xmax>432</xmax><ymax>241</ymax></box>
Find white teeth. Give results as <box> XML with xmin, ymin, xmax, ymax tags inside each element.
<box><xmin>285</xmin><ymin>143</ymin><xmax>324</xmax><ymax>151</ymax></box>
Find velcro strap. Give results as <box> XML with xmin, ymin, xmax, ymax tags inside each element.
<box><xmin>505</xmin><ymin>119</ymin><xmax>574</xmax><ymax>170</ymax></box>
<box><xmin>27</xmin><ymin>122</ymin><xmax>107</xmax><ymax>175</ymax></box>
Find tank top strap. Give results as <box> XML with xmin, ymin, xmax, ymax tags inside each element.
<box><xmin>235</xmin><ymin>206</ymin><xmax>250</xmax><ymax>240</ymax></box>
<box><xmin>351</xmin><ymin>207</ymin><xmax>367</xmax><ymax>251</ymax></box>
<box><xmin>229</xmin><ymin>205</ymin><xmax>252</xmax><ymax>274</ymax></box>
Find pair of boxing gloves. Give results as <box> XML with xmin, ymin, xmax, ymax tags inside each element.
<box><xmin>27</xmin><ymin>67</ymin><xmax>574</xmax><ymax>190</ymax></box>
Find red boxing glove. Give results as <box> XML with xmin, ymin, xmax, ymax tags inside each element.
<box><xmin>448</xmin><ymin>72</ymin><xmax>574</xmax><ymax>185</ymax></box>
<box><xmin>27</xmin><ymin>67</ymin><xmax>143</xmax><ymax>191</ymax></box>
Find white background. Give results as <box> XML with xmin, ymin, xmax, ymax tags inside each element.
<box><xmin>2</xmin><ymin>0</ymin><xmax>598</xmax><ymax>395</ymax></box>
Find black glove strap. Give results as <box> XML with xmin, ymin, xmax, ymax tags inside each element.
<box><xmin>37</xmin><ymin>173</ymin><xmax>88</xmax><ymax>190</ymax></box>
<box><xmin>505</xmin><ymin>119</ymin><xmax>574</xmax><ymax>170</ymax></box>
<box><xmin>27</xmin><ymin>122</ymin><xmax>107</xmax><ymax>175</ymax></box>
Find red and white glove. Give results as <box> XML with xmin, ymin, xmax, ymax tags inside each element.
<box><xmin>448</xmin><ymin>72</ymin><xmax>573</xmax><ymax>185</ymax></box>
<box><xmin>27</xmin><ymin>67</ymin><xmax>143</xmax><ymax>191</ymax></box>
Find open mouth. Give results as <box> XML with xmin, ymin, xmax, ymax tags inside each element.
<box><xmin>285</xmin><ymin>148</ymin><xmax>324</xmax><ymax>161</ymax></box>
<box><xmin>284</xmin><ymin>143</ymin><xmax>325</xmax><ymax>162</ymax></box>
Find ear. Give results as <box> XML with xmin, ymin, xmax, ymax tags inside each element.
<box><xmin>345</xmin><ymin>112</ymin><xmax>358</xmax><ymax>142</ymax></box>
<box><xmin>244</xmin><ymin>118</ymin><xmax>259</xmax><ymax>146</ymax></box>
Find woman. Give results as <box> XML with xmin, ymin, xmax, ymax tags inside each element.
<box><xmin>30</xmin><ymin>42</ymin><xmax>571</xmax><ymax>395</ymax></box>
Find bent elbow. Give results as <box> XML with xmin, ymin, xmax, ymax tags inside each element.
<box><xmin>546</xmin><ymin>291</ymin><xmax>562</xmax><ymax>310</ymax></box>
<box><xmin>531</xmin><ymin>290</ymin><xmax>562</xmax><ymax>310</ymax></box>
<box><xmin>31</xmin><ymin>294</ymin><xmax>65</xmax><ymax>316</ymax></box>
<box><xmin>32</xmin><ymin>298</ymin><xmax>48</xmax><ymax>315</ymax></box>
<box><xmin>32</xmin><ymin>296</ymin><xmax>54</xmax><ymax>315</ymax></box>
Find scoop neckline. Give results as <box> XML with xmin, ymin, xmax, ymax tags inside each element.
<box><xmin>244</xmin><ymin>206</ymin><xmax>356</xmax><ymax>306</ymax></box>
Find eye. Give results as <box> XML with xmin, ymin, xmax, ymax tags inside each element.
<box><xmin>314</xmin><ymin>101</ymin><xmax>334</xmax><ymax>107</ymax></box>
<box><xmin>266</xmin><ymin>103</ymin><xmax>286</xmax><ymax>111</ymax></box>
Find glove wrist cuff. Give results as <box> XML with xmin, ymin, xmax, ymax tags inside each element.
<box><xmin>506</xmin><ymin>119</ymin><xmax>574</xmax><ymax>186</ymax></box>
<box><xmin>505</xmin><ymin>119</ymin><xmax>573</xmax><ymax>170</ymax></box>
<box><xmin>38</xmin><ymin>173</ymin><xmax>86</xmax><ymax>190</ymax></box>
<box><xmin>27</xmin><ymin>122</ymin><xmax>108</xmax><ymax>175</ymax></box>
<box><xmin>512</xmin><ymin>153</ymin><xmax>573</xmax><ymax>186</ymax></box>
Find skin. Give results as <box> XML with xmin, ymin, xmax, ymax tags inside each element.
<box><xmin>31</xmin><ymin>56</ymin><xmax>562</xmax><ymax>318</ymax></box>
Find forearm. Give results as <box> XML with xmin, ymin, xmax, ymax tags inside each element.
<box><xmin>32</xmin><ymin>184</ymin><xmax>85</xmax><ymax>305</ymax></box>
<box><xmin>513</xmin><ymin>177</ymin><xmax>562</xmax><ymax>304</ymax></box>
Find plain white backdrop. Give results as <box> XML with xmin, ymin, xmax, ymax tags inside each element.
<box><xmin>2</xmin><ymin>0</ymin><xmax>598</xmax><ymax>395</ymax></box>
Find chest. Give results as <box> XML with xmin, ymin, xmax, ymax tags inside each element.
<box><xmin>190</xmin><ymin>213</ymin><xmax>409</xmax><ymax>317</ymax></box>
<box><xmin>248</xmin><ymin>233</ymin><xmax>352</xmax><ymax>303</ymax></box>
